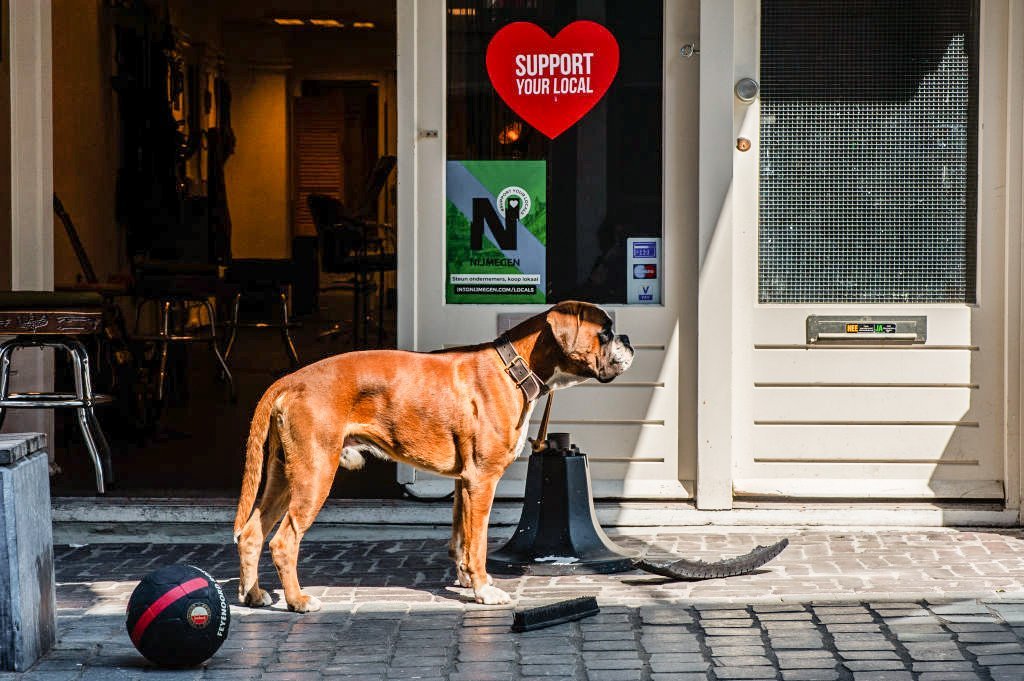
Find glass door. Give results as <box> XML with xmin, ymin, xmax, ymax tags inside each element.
<box><xmin>396</xmin><ymin>0</ymin><xmax>697</xmax><ymax>499</ymax></box>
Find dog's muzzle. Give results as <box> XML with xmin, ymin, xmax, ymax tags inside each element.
<box><xmin>597</xmin><ymin>335</ymin><xmax>634</xmax><ymax>382</ymax></box>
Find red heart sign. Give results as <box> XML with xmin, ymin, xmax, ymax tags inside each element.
<box><xmin>486</xmin><ymin>21</ymin><xmax>620</xmax><ymax>139</ymax></box>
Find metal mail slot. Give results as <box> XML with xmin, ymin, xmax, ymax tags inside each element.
<box><xmin>806</xmin><ymin>315</ymin><xmax>927</xmax><ymax>344</ymax></box>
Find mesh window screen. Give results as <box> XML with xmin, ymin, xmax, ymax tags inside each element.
<box><xmin>758</xmin><ymin>1</ymin><xmax>977</xmax><ymax>304</ymax></box>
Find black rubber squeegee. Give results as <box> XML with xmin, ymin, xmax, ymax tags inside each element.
<box><xmin>511</xmin><ymin>596</ymin><xmax>600</xmax><ymax>632</ymax></box>
<box><xmin>635</xmin><ymin>538</ymin><xmax>790</xmax><ymax>580</ymax></box>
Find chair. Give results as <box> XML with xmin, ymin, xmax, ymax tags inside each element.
<box><xmin>307</xmin><ymin>155</ymin><xmax>396</xmax><ymax>347</ymax></box>
<box><xmin>132</xmin><ymin>261</ymin><xmax>235</xmax><ymax>403</ymax></box>
<box><xmin>0</xmin><ymin>291</ymin><xmax>113</xmax><ymax>493</ymax></box>
<box><xmin>223</xmin><ymin>259</ymin><xmax>300</xmax><ymax>368</ymax></box>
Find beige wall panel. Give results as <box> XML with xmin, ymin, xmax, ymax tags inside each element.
<box><xmin>753</xmin><ymin>349</ymin><xmax>974</xmax><ymax>385</ymax></box>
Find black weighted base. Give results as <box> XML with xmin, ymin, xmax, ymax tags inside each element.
<box><xmin>487</xmin><ymin>434</ymin><xmax>638</xmax><ymax>576</ymax></box>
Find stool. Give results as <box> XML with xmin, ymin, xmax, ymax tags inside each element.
<box><xmin>223</xmin><ymin>259</ymin><xmax>300</xmax><ymax>368</ymax></box>
<box><xmin>0</xmin><ymin>292</ymin><xmax>113</xmax><ymax>494</ymax></box>
<box><xmin>132</xmin><ymin>262</ymin><xmax>235</xmax><ymax>402</ymax></box>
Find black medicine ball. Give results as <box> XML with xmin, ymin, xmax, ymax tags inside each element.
<box><xmin>125</xmin><ymin>564</ymin><xmax>230</xmax><ymax>667</ymax></box>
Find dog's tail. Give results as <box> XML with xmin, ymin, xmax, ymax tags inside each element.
<box><xmin>233</xmin><ymin>388</ymin><xmax>277</xmax><ymax>542</ymax></box>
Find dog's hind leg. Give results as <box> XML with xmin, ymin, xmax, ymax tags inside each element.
<box><xmin>269</xmin><ymin>441</ymin><xmax>337</xmax><ymax>613</ymax></box>
<box><xmin>237</xmin><ymin>445</ymin><xmax>291</xmax><ymax>607</ymax></box>
<box><xmin>449</xmin><ymin>479</ymin><xmax>468</xmax><ymax>586</ymax></box>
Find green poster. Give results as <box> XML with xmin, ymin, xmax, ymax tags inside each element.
<box><xmin>446</xmin><ymin>160</ymin><xmax>547</xmax><ymax>304</ymax></box>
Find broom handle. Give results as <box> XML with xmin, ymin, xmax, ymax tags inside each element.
<box><xmin>533</xmin><ymin>392</ymin><xmax>554</xmax><ymax>452</ymax></box>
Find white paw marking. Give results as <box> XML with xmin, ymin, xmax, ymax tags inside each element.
<box><xmin>292</xmin><ymin>594</ymin><xmax>322</xmax><ymax>613</ymax></box>
<box><xmin>240</xmin><ymin>588</ymin><xmax>273</xmax><ymax>608</ymax></box>
<box><xmin>474</xmin><ymin>584</ymin><xmax>511</xmax><ymax>605</ymax></box>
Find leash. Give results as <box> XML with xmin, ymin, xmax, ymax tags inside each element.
<box><xmin>531</xmin><ymin>392</ymin><xmax>555</xmax><ymax>453</ymax></box>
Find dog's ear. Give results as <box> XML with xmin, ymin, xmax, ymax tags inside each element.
<box><xmin>546</xmin><ymin>300</ymin><xmax>585</xmax><ymax>355</ymax></box>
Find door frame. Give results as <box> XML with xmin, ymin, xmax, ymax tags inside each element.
<box><xmin>3</xmin><ymin>0</ymin><xmax>55</xmax><ymax>444</ymax></box>
<box><xmin>697</xmin><ymin>0</ymin><xmax>1024</xmax><ymax>512</ymax></box>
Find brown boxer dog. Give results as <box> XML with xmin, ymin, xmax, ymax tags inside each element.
<box><xmin>233</xmin><ymin>300</ymin><xmax>633</xmax><ymax>610</ymax></box>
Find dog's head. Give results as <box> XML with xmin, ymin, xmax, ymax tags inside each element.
<box><xmin>539</xmin><ymin>300</ymin><xmax>634</xmax><ymax>389</ymax></box>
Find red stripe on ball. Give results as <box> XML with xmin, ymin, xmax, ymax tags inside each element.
<box><xmin>130</xmin><ymin>577</ymin><xmax>209</xmax><ymax>645</ymax></box>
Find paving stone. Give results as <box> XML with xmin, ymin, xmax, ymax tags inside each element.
<box><xmin>826</xmin><ymin>624</ymin><xmax>883</xmax><ymax>633</ymax></box>
<box><xmin>641</xmin><ymin>639</ymin><xmax>702</xmax><ymax>653</ymax></box>
<box><xmin>948</xmin><ymin>623</ymin><xmax>1008</xmax><ymax>633</ymax></box>
<box><xmin>582</xmin><ymin>640</ymin><xmax>639</xmax><ymax>651</ymax></box>
<box><xmin>965</xmin><ymin>642</ymin><xmax>1024</xmax><ymax>655</ymax></box>
<box><xmin>929</xmin><ymin>601</ymin><xmax>992</xmax><ymax>615</ymax></box>
<box><xmin>709</xmin><ymin>645</ymin><xmax>766</xmax><ymax>656</ymax></box>
<box><xmin>911</xmin><ymin>661</ymin><xmax>976</xmax><ymax>672</ymax></box>
<box><xmin>646</xmin><ymin>652</ymin><xmax>706</xmax><ymax>664</ymax></box>
<box><xmin>977</xmin><ymin>653</ymin><xmax>1024</xmax><ymax>666</ymax></box>
<box><xmin>817</xmin><ymin>614</ymin><xmax>875</xmax><ymax>624</ymax></box>
<box><xmin>697</xmin><ymin>608</ymin><xmax>750</xmax><ymax>618</ymax></box>
<box><xmin>781</xmin><ymin>671</ymin><xmax>840</xmax><ymax>681</ymax></box>
<box><xmin>648</xmin><ymin>659</ymin><xmax>710</xmax><ymax>673</ymax></box>
<box><xmin>582</xmin><ymin>657</ymin><xmax>643</xmax><ymax>670</ymax></box>
<box><xmin>771</xmin><ymin>636</ymin><xmax>827</xmax><ymax>649</ymax></box>
<box><xmin>712</xmin><ymin>668</ymin><xmax>779</xmax><ymax>680</ymax></box>
<box><xmin>519</xmin><ymin>664</ymin><xmax>576</xmax><ymax>676</ymax></box>
<box><xmin>711</xmin><ymin>655</ymin><xmax>774</xmax><ymax>666</ymax></box>
<box><xmin>838</xmin><ymin>650</ymin><xmax>900</xmax><ymax>660</ymax></box>
<box><xmin>889</xmin><ymin>631</ymin><xmax>951</xmax><ymax>642</ymax></box>
<box><xmin>704</xmin><ymin>636</ymin><xmax>765</xmax><ymax>647</ymax></box>
<box><xmin>901</xmin><ymin>642</ymin><xmax>965</xmax><ymax>661</ymax></box>
<box><xmin>776</xmin><ymin>650</ymin><xmax>836</xmax><ymax>660</ymax></box>
<box><xmin>956</xmin><ymin>631</ymin><xmax>1019</xmax><ymax>643</ymax></box>
<box><xmin>776</xmin><ymin>658</ymin><xmax>837</xmax><ymax>669</ymax></box>
<box><xmin>986</xmin><ymin>604</ymin><xmax>1024</xmax><ymax>625</ymax></box>
<box><xmin>850</xmin><ymin>672</ymin><xmax>913</xmax><ymax>681</ymax></box>
<box><xmin>843</xmin><ymin>660</ymin><xmax>908</xmax><ymax>671</ymax></box>
<box><xmin>832</xmin><ymin>639</ymin><xmax>896</xmax><ymax>652</ymax></box>
<box><xmin>990</xmin><ymin>666</ymin><xmax>1024</xmax><ymax>681</ymax></box>
<box><xmin>918</xmin><ymin>674</ymin><xmax>982</xmax><ymax>681</ymax></box>
<box><xmin>584</xmin><ymin>670</ymin><xmax>643</xmax><ymax>681</ymax></box>
<box><xmin>759</xmin><ymin>612</ymin><xmax>813</xmax><ymax>621</ymax></box>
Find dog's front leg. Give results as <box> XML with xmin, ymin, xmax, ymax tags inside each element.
<box><xmin>450</xmin><ymin>478</ymin><xmax>494</xmax><ymax>589</ymax></box>
<box><xmin>458</xmin><ymin>475</ymin><xmax>510</xmax><ymax>604</ymax></box>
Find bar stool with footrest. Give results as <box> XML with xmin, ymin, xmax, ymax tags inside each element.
<box><xmin>223</xmin><ymin>258</ymin><xmax>300</xmax><ymax>368</ymax></box>
<box><xmin>132</xmin><ymin>261</ymin><xmax>235</xmax><ymax>404</ymax></box>
<box><xmin>0</xmin><ymin>291</ymin><xmax>114</xmax><ymax>493</ymax></box>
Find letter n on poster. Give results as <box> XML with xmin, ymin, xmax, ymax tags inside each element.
<box><xmin>446</xmin><ymin>161</ymin><xmax>546</xmax><ymax>304</ymax></box>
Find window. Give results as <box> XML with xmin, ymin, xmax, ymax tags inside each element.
<box><xmin>758</xmin><ymin>0</ymin><xmax>977</xmax><ymax>304</ymax></box>
<box><xmin>446</xmin><ymin>1</ymin><xmax>663</xmax><ymax>305</ymax></box>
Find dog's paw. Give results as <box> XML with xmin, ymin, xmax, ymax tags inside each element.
<box><xmin>288</xmin><ymin>594</ymin><xmax>322</xmax><ymax>613</ymax></box>
<box><xmin>241</xmin><ymin>588</ymin><xmax>273</xmax><ymax>608</ymax></box>
<box><xmin>473</xmin><ymin>584</ymin><xmax>511</xmax><ymax>605</ymax></box>
<box><xmin>455</xmin><ymin>567</ymin><xmax>493</xmax><ymax>588</ymax></box>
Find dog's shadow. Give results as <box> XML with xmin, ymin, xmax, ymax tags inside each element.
<box><xmin>222</xmin><ymin>572</ymin><xmax>488</xmax><ymax>607</ymax></box>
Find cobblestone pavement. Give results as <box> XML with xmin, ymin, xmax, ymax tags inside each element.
<box><xmin>8</xmin><ymin>528</ymin><xmax>1024</xmax><ymax>680</ymax></box>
